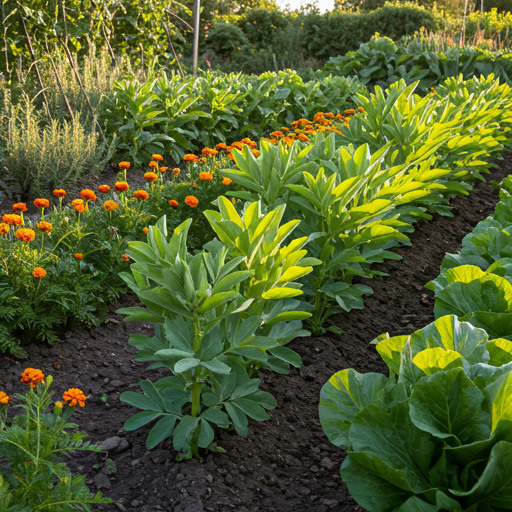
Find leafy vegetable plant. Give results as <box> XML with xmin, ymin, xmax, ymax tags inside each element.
<box><xmin>118</xmin><ymin>200</ymin><xmax>314</xmax><ymax>458</ymax></box>
<box><xmin>320</xmin><ymin>314</ymin><xmax>512</xmax><ymax>511</ymax></box>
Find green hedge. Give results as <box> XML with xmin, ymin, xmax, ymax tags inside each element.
<box><xmin>206</xmin><ymin>3</ymin><xmax>446</xmax><ymax>73</ymax></box>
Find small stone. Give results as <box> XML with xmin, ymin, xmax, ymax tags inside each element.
<box><xmin>309</xmin><ymin>465</ymin><xmax>319</xmax><ymax>473</ymax></box>
<box><xmin>98</xmin><ymin>436</ymin><xmax>121</xmax><ymax>452</ymax></box>
<box><xmin>322</xmin><ymin>498</ymin><xmax>339</xmax><ymax>508</ymax></box>
<box><xmin>176</xmin><ymin>473</ymin><xmax>186</xmax><ymax>482</ymax></box>
<box><xmin>94</xmin><ymin>472</ymin><xmax>111</xmax><ymax>490</ymax></box>
<box><xmin>320</xmin><ymin>457</ymin><xmax>335</xmax><ymax>470</ymax></box>
<box><xmin>117</xmin><ymin>438</ymin><xmax>130</xmax><ymax>453</ymax></box>
<box><xmin>131</xmin><ymin>500</ymin><xmax>140</xmax><ymax>507</ymax></box>
<box><xmin>225</xmin><ymin>473</ymin><xmax>235</xmax><ymax>485</ymax></box>
<box><xmin>110</xmin><ymin>379</ymin><xmax>123</xmax><ymax>388</ymax></box>
<box><xmin>205</xmin><ymin>474</ymin><xmax>213</xmax><ymax>483</ymax></box>
<box><xmin>151</xmin><ymin>450</ymin><xmax>168</xmax><ymax>464</ymax></box>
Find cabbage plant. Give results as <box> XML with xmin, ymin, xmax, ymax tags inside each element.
<box><xmin>319</xmin><ymin>315</ymin><xmax>512</xmax><ymax>511</ymax></box>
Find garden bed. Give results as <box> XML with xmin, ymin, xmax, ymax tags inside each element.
<box><xmin>1</xmin><ymin>157</ymin><xmax>510</xmax><ymax>512</ymax></box>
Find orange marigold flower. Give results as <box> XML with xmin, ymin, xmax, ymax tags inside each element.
<box><xmin>304</xmin><ymin>125</ymin><xmax>315</xmax><ymax>131</ymax></box>
<box><xmin>118</xmin><ymin>162</ymin><xmax>131</xmax><ymax>170</ymax></box>
<box><xmin>121</xmin><ymin>254</ymin><xmax>130</xmax><ymax>262</ymax></box>
<box><xmin>324</xmin><ymin>112</ymin><xmax>335</xmax><ymax>118</ymax></box>
<box><xmin>12</xmin><ymin>203</ymin><xmax>27</xmax><ymax>212</ymax></box>
<box><xmin>80</xmin><ymin>189</ymin><xmax>97</xmax><ymax>201</ymax></box>
<box><xmin>148</xmin><ymin>161</ymin><xmax>158</xmax><ymax>168</ymax></box>
<box><xmin>134</xmin><ymin>190</ymin><xmax>149</xmax><ymax>200</ymax></box>
<box><xmin>344</xmin><ymin>109</ymin><xmax>357</xmax><ymax>116</ymax></box>
<box><xmin>169</xmin><ymin>199</ymin><xmax>179</xmax><ymax>207</ymax></box>
<box><xmin>63</xmin><ymin>388</ymin><xmax>87</xmax><ymax>407</ymax></box>
<box><xmin>192</xmin><ymin>182</ymin><xmax>198</xmax><ymax>187</ymax></box>
<box><xmin>358</xmin><ymin>106</ymin><xmax>365</xmax><ymax>112</ymax></box>
<box><xmin>251</xmin><ymin>149</ymin><xmax>260</xmax><ymax>157</ymax></box>
<box><xmin>98</xmin><ymin>185</ymin><xmax>110</xmax><ymax>193</ymax></box>
<box><xmin>152</xmin><ymin>154</ymin><xmax>164</xmax><ymax>161</ymax></box>
<box><xmin>241</xmin><ymin>138</ymin><xmax>257</xmax><ymax>148</ymax></box>
<box><xmin>222</xmin><ymin>177</ymin><xmax>233</xmax><ymax>185</ymax></box>
<box><xmin>74</xmin><ymin>253</ymin><xmax>83</xmax><ymax>261</ymax></box>
<box><xmin>55</xmin><ymin>401</ymin><xmax>63</xmax><ymax>409</ymax></box>
<box><xmin>3</xmin><ymin>214</ymin><xmax>22</xmax><ymax>226</ymax></box>
<box><xmin>21</xmin><ymin>368</ymin><xmax>45</xmax><ymax>389</ymax></box>
<box><xmin>230</xmin><ymin>141</ymin><xmax>245</xmax><ymax>150</ymax></box>
<box><xmin>0</xmin><ymin>391</ymin><xmax>9</xmax><ymax>405</ymax></box>
<box><xmin>227</xmin><ymin>153</ymin><xmax>235</xmax><ymax>160</ymax></box>
<box><xmin>115</xmin><ymin>181</ymin><xmax>129</xmax><ymax>192</ymax></box>
<box><xmin>281</xmin><ymin>127</ymin><xmax>290</xmax><ymax>132</ymax></box>
<box><xmin>53</xmin><ymin>189</ymin><xmax>66</xmax><ymax>198</ymax></box>
<box><xmin>183</xmin><ymin>154</ymin><xmax>198</xmax><ymax>162</ymax></box>
<box><xmin>215</xmin><ymin>143</ymin><xmax>229</xmax><ymax>151</ymax></box>
<box><xmin>71</xmin><ymin>199</ymin><xmax>85</xmax><ymax>213</ymax></box>
<box><xmin>202</xmin><ymin>148</ymin><xmax>218</xmax><ymax>156</ymax></box>
<box><xmin>37</xmin><ymin>221</ymin><xmax>53</xmax><ymax>233</ymax></box>
<box><xmin>185</xmin><ymin>196</ymin><xmax>198</xmax><ymax>207</ymax></box>
<box><xmin>34</xmin><ymin>198</ymin><xmax>50</xmax><ymax>208</ymax></box>
<box><xmin>270</xmin><ymin>131</ymin><xmax>284</xmax><ymax>138</ymax></box>
<box><xmin>15</xmin><ymin>228</ymin><xmax>35</xmax><ymax>242</ymax></box>
<box><xmin>298</xmin><ymin>134</ymin><xmax>310</xmax><ymax>142</ymax></box>
<box><xmin>282</xmin><ymin>137</ymin><xmax>295</xmax><ymax>146</ymax></box>
<box><xmin>32</xmin><ymin>267</ymin><xmax>46</xmax><ymax>278</ymax></box>
<box><xmin>173</xmin><ymin>168</ymin><xmax>180</xmax><ymax>176</ymax></box>
<box><xmin>335</xmin><ymin>113</ymin><xmax>343</xmax><ymax>119</ymax></box>
<box><xmin>0</xmin><ymin>223</ymin><xmax>9</xmax><ymax>235</ymax></box>
<box><xmin>160</xmin><ymin>167</ymin><xmax>168</xmax><ymax>173</ymax></box>
<box><xmin>144</xmin><ymin>172</ymin><xmax>158</xmax><ymax>182</ymax></box>
<box><xmin>103</xmin><ymin>200</ymin><xmax>119</xmax><ymax>212</ymax></box>
<box><xmin>143</xmin><ymin>227</ymin><xmax>149</xmax><ymax>234</ymax></box>
<box><xmin>199</xmin><ymin>172</ymin><xmax>213</xmax><ymax>181</ymax></box>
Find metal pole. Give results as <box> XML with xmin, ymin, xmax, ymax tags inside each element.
<box><xmin>192</xmin><ymin>0</ymin><xmax>200</xmax><ymax>75</ymax></box>
<box><xmin>481</xmin><ymin>0</ymin><xmax>484</xmax><ymax>13</ymax></box>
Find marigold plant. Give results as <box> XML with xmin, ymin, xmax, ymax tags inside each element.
<box><xmin>62</xmin><ymin>388</ymin><xmax>87</xmax><ymax>407</ymax></box>
<box><xmin>185</xmin><ymin>195</ymin><xmax>199</xmax><ymax>207</ymax></box>
<box><xmin>173</xmin><ymin>168</ymin><xmax>180</xmax><ymax>176</ymax></box>
<box><xmin>222</xmin><ymin>177</ymin><xmax>233</xmax><ymax>185</ymax></box>
<box><xmin>37</xmin><ymin>221</ymin><xmax>53</xmax><ymax>233</ymax></box>
<box><xmin>152</xmin><ymin>154</ymin><xmax>164</xmax><ymax>161</ymax></box>
<box><xmin>169</xmin><ymin>199</ymin><xmax>179</xmax><ymax>207</ymax></box>
<box><xmin>0</xmin><ymin>223</ymin><xmax>9</xmax><ymax>235</ymax></box>
<box><xmin>148</xmin><ymin>161</ymin><xmax>157</xmax><ymax>169</ymax></box>
<box><xmin>71</xmin><ymin>199</ymin><xmax>85</xmax><ymax>213</ymax></box>
<box><xmin>32</xmin><ymin>267</ymin><xmax>47</xmax><ymax>279</ymax></box>
<box><xmin>74</xmin><ymin>253</ymin><xmax>84</xmax><ymax>261</ymax></box>
<box><xmin>53</xmin><ymin>189</ymin><xmax>66</xmax><ymax>198</ymax></box>
<box><xmin>183</xmin><ymin>154</ymin><xmax>198</xmax><ymax>162</ymax></box>
<box><xmin>103</xmin><ymin>200</ymin><xmax>119</xmax><ymax>211</ymax></box>
<box><xmin>12</xmin><ymin>203</ymin><xmax>27</xmax><ymax>212</ymax></box>
<box><xmin>80</xmin><ymin>189</ymin><xmax>97</xmax><ymax>201</ymax></box>
<box><xmin>118</xmin><ymin>162</ymin><xmax>131</xmax><ymax>170</ymax></box>
<box><xmin>199</xmin><ymin>172</ymin><xmax>213</xmax><ymax>181</ymax></box>
<box><xmin>0</xmin><ymin>391</ymin><xmax>9</xmax><ymax>404</ymax></box>
<box><xmin>98</xmin><ymin>185</ymin><xmax>110</xmax><ymax>193</ymax></box>
<box><xmin>144</xmin><ymin>172</ymin><xmax>158</xmax><ymax>182</ymax></box>
<box><xmin>3</xmin><ymin>214</ymin><xmax>22</xmax><ymax>225</ymax></box>
<box><xmin>20</xmin><ymin>368</ymin><xmax>45</xmax><ymax>388</ymax></box>
<box><xmin>134</xmin><ymin>190</ymin><xmax>149</xmax><ymax>200</ymax></box>
<box><xmin>34</xmin><ymin>198</ymin><xmax>50</xmax><ymax>208</ymax></box>
<box><xmin>15</xmin><ymin>228</ymin><xmax>35</xmax><ymax>242</ymax></box>
<box><xmin>115</xmin><ymin>181</ymin><xmax>129</xmax><ymax>192</ymax></box>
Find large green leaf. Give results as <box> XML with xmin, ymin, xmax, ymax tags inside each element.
<box><xmin>319</xmin><ymin>369</ymin><xmax>388</xmax><ymax>451</ymax></box>
<box><xmin>409</xmin><ymin>368</ymin><xmax>490</xmax><ymax>445</ymax></box>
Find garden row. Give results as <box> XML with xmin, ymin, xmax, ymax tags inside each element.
<box><xmin>2</xmin><ymin>74</ymin><xmax>512</xmax><ymax>509</ymax></box>
<box><xmin>320</xmin><ymin>173</ymin><xmax>512</xmax><ymax>510</ymax></box>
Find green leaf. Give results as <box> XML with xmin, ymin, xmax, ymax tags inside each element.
<box><xmin>261</xmin><ymin>288</ymin><xmax>303</xmax><ymax>299</ymax></box>
<box><xmin>124</xmin><ymin>411</ymin><xmax>162</xmax><ymax>432</ymax></box>
<box><xmin>231</xmin><ymin>398</ymin><xmax>269</xmax><ymax>421</ymax></box>
<box><xmin>172</xmin><ymin>416</ymin><xmax>200</xmax><ymax>452</ymax></box>
<box><xmin>174</xmin><ymin>358</ymin><xmax>200</xmax><ymax>374</ymax></box>
<box><xmin>120</xmin><ymin>391</ymin><xmax>162</xmax><ymax>412</ymax></box>
<box><xmin>412</xmin><ymin>348</ymin><xmax>463</xmax><ymax>376</ymax></box>
<box><xmin>319</xmin><ymin>369</ymin><xmax>388</xmax><ymax>451</ymax></box>
<box><xmin>449</xmin><ymin>441</ymin><xmax>512</xmax><ymax>508</ymax></box>
<box><xmin>269</xmin><ymin>346</ymin><xmax>302</xmax><ymax>367</ymax></box>
<box><xmin>201</xmin><ymin>359</ymin><xmax>231</xmax><ymax>375</ymax></box>
<box><xmin>198</xmin><ymin>419</ymin><xmax>215</xmax><ymax>448</ymax></box>
<box><xmin>197</xmin><ymin>291</ymin><xmax>239</xmax><ymax>313</ymax></box>
<box><xmin>225</xmin><ymin>402</ymin><xmax>248</xmax><ymax>437</ymax></box>
<box><xmin>409</xmin><ymin>368</ymin><xmax>489</xmax><ymax>445</ymax></box>
<box><xmin>201</xmin><ymin>407</ymin><xmax>230</xmax><ymax>427</ymax></box>
<box><xmin>492</xmin><ymin>372</ymin><xmax>512</xmax><ymax>432</ymax></box>
<box><xmin>146</xmin><ymin>415</ymin><xmax>178</xmax><ymax>449</ymax></box>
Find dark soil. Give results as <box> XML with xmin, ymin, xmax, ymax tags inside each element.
<box><xmin>1</xmin><ymin>159</ymin><xmax>510</xmax><ymax>512</ymax></box>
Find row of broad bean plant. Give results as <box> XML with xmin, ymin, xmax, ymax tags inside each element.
<box><xmin>319</xmin><ymin>176</ymin><xmax>512</xmax><ymax>510</ymax></box>
<box><xmin>114</xmin><ymin>74</ymin><xmax>512</xmax><ymax>460</ymax></box>
<box><xmin>321</xmin><ymin>32</ymin><xmax>512</xmax><ymax>94</ymax></box>
<box><xmin>100</xmin><ymin>70</ymin><xmax>363</xmax><ymax>164</ymax></box>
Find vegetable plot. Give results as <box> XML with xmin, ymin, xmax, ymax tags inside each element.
<box><xmin>320</xmin><ymin>176</ymin><xmax>512</xmax><ymax>511</ymax></box>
